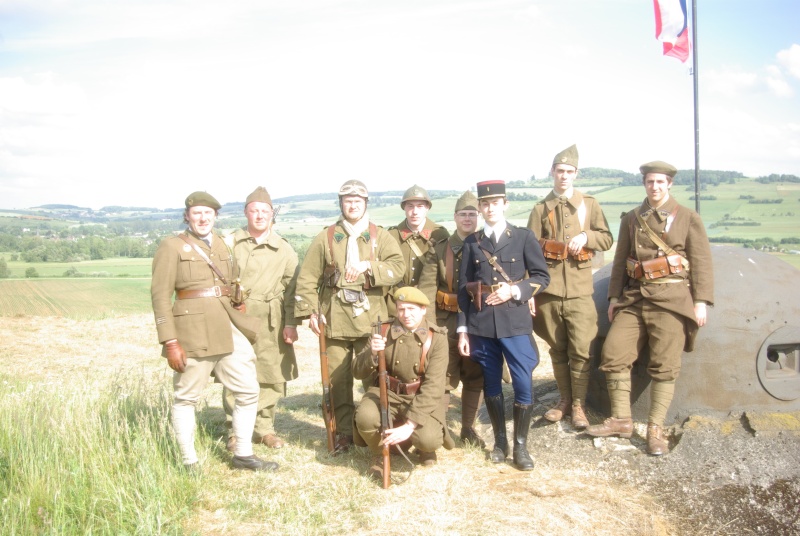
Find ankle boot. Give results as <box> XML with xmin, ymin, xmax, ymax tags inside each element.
<box><xmin>512</xmin><ymin>403</ymin><xmax>535</xmax><ymax>471</ymax></box>
<box><xmin>484</xmin><ymin>394</ymin><xmax>508</xmax><ymax>463</ymax></box>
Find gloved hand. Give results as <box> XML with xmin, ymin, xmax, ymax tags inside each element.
<box><xmin>164</xmin><ymin>340</ymin><xmax>187</xmax><ymax>372</ymax></box>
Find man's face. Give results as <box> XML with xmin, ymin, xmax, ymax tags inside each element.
<box><xmin>454</xmin><ymin>209</ymin><xmax>479</xmax><ymax>236</ymax></box>
<box><xmin>551</xmin><ymin>164</ymin><xmax>577</xmax><ymax>195</ymax></box>
<box><xmin>479</xmin><ymin>197</ymin><xmax>508</xmax><ymax>226</ymax></box>
<box><xmin>403</xmin><ymin>200</ymin><xmax>430</xmax><ymax>230</ymax></box>
<box><xmin>245</xmin><ymin>202</ymin><xmax>273</xmax><ymax>234</ymax></box>
<box><xmin>643</xmin><ymin>173</ymin><xmax>673</xmax><ymax>206</ymax></box>
<box><xmin>186</xmin><ymin>206</ymin><xmax>216</xmax><ymax>238</ymax></box>
<box><xmin>341</xmin><ymin>195</ymin><xmax>367</xmax><ymax>224</ymax></box>
<box><xmin>396</xmin><ymin>302</ymin><xmax>426</xmax><ymax>330</ymax></box>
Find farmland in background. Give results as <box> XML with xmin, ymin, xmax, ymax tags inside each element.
<box><xmin>0</xmin><ymin>279</ymin><xmax>151</xmax><ymax>318</ymax></box>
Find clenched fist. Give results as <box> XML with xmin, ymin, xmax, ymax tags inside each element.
<box><xmin>164</xmin><ymin>339</ymin><xmax>187</xmax><ymax>372</ymax></box>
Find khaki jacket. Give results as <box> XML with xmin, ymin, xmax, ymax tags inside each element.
<box><xmin>353</xmin><ymin>320</ymin><xmax>448</xmax><ymax>430</ymax></box>
<box><xmin>386</xmin><ymin>218</ymin><xmax>449</xmax><ymax>321</ymax></box>
<box><xmin>294</xmin><ymin>219</ymin><xmax>405</xmax><ymax>339</ymax></box>
<box><xmin>527</xmin><ymin>190</ymin><xmax>613</xmax><ymax>298</ymax></box>
<box><xmin>230</xmin><ymin>228</ymin><xmax>299</xmax><ymax>384</ymax></box>
<box><xmin>608</xmin><ymin>197</ymin><xmax>714</xmax><ymax>351</ymax></box>
<box><xmin>432</xmin><ymin>233</ymin><xmax>466</xmax><ymax>334</ymax></box>
<box><xmin>151</xmin><ymin>230</ymin><xmax>260</xmax><ymax>358</ymax></box>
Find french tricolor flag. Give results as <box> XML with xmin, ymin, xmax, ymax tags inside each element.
<box><xmin>653</xmin><ymin>0</ymin><xmax>691</xmax><ymax>63</ymax></box>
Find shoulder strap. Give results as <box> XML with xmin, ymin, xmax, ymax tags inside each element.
<box><xmin>445</xmin><ymin>241</ymin><xmax>454</xmax><ymax>293</ymax></box>
<box><xmin>368</xmin><ymin>222</ymin><xmax>377</xmax><ymax>262</ymax></box>
<box><xmin>178</xmin><ymin>234</ymin><xmax>229</xmax><ymax>284</ymax></box>
<box><xmin>418</xmin><ymin>328</ymin><xmax>434</xmax><ymax>375</ymax></box>
<box><xmin>476</xmin><ymin>244</ymin><xmax>514</xmax><ymax>284</ymax></box>
<box><xmin>635</xmin><ymin>208</ymin><xmax>680</xmax><ymax>257</ymax></box>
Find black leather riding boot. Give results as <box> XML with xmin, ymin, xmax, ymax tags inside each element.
<box><xmin>484</xmin><ymin>394</ymin><xmax>508</xmax><ymax>463</ymax></box>
<box><xmin>512</xmin><ymin>403</ymin><xmax>535</xmax><ymax>471</ymax></box>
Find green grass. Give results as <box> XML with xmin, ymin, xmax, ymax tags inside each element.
<box><xmin>0</xmin><ymin>279</ymin><xmax>152</xmax><ymax>318</ymax></box>
<box><xmin>2</xmin><ymin>257</ymin><xmax>153</xmax><ymax>279</ymax></box>
<box><xmin>0</xmin><ymin>372</ymin><xmax>199</xmax><ymax>535</ymax></box>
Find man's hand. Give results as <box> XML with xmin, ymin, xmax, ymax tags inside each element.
<box><xmin>381</xmin><ymin>421</ymin><xmax>416</xmax><ymax>446</ymax></box>
<box><xmin>370</xmin><ymin>333</ymin><xmax>386</xmax><ymax>363</ymax></box>
<box><xmin>568</xmin><ymin>232</ymin><xmax>588</xmax><ymax>256</ymax></box>
<box><xmin>607</xmin><ymin>302</ymin><xmax>620</xmax><ymax>323</ymax></box>
<box><xmin>344</xmin><ymin>260</ymin><xmax>371</xmax><ymax>283</ymax></box>
<box><xmin>164</xmin><ymin>339</ymin><xmax>187</xmax><ymax>372</ymax></box>
<box><xmin>458</xmin><ymin>332</ymin><xmax>470</xmax><ymax>357</ymax></box>
<box><xmin>694</xmin><ymin>302</ymin><xmax>708</xmax><ymax>327</ymax></box>
<box><xmin>486</xmin><ymin>282</ymin><xmax>512</xmax><ymax>306</ymax></box>
<box><xmin>283</xmin><ymin>326</ymin><xmax>298</xmax><ymax>344</ymax></box>
<box><xmin>309</xmin><ymin>313</ymin><xmax>326</xmax><ymax>336</ymax></box>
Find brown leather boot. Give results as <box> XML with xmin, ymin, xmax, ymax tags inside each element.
<box><xmin>585</xmin><ymin>417</ymin><xmax>633</xmax><ymax>438</ymax></box>
<box><xmin>418</xmin><ymin>450</ymin><xmax>438</xmax><ymax>467</ymax></box>
<box><xmin>226</xmin><ymin>435</ymin><xmax>236</xmax><ymax>452</ymax></box>
<box><xmin>571</xmin><ymin>404</ymin><xmax>589</xmax><ymax>430</ymax></box>
<box><xmin>256</xmin><ymin>433</ymin><xmax>285</xmax><ymax>449</ymax></box>
<box><xmin>646</xmin><ymin>423</ymin><xmax>669</xmax><ymax>456</ymax></box>
<box><xmin>544</xmin><ymin>398</ymin><xmax>572</xmax><ymax>423</ymax></box>
<box><xmin>368</xmin><ymin>456</ymin><xmax>384</xmax><ymax>481</ymax></box>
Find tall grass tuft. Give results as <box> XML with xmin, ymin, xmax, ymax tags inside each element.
<box><xmin>0</xmin><ymin>372</ymin><xmax>199</xmax><ymax>535</ymax></box>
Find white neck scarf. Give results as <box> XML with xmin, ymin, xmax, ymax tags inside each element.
<box><xmin>341</xmin><ymin>212</ymin><xmax>370</xmax><ymax>270</ymax></box>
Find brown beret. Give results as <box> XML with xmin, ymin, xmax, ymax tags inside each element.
<box><xmin>639</xmin><ymin>161</ymin><xmax>677</xmax><ymax>178</ymax></box>
<box><xmin>185</xmin><ymin>191</ymin><xmax>221</xmax><ymax>210</ymax></box>
<box><xmin>245</xmin><ymin>186</ymin><xmax>273</xmax><ymax>208</ymax></box>
<box><xmin>552</xmin><ymin>144</ymin><xmax>579</xmax><ymax>169</ymax></box>
<box><xmin>476</xmin><ymin>180</ymin><xmax>506</xmax><ymax>199</ymax></box>
<box><xmin>454</xmin><ymin>190</ymin><xmax>479</xmax><ymax>212</ymax></box>
<box><xmin>393</xmin><ymin>286</ymin><xmax>430</xmax><ymax>306</ymax></box>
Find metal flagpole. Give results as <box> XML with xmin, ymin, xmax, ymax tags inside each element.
<box><xmin>692</xmin><ymin>0</ymin><xmax>700</xmax><ymax>213</ymax></box>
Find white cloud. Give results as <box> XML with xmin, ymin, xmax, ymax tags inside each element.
<box><xmin>777</xmin><ymin>43</ymin><xmax>800</xmax><ymax>79</ymax></box>
<box><xmin>704</xmin><ymin>68</ymin><xmax>758</xmax><ymax>98</ymax></box>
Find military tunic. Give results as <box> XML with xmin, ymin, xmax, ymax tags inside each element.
<box><xmin>433</xmin><ymin>233</ymin><xmax>483</xmax><ymax>392</ymax></box>
<box><xmin>295</xmin><ymin>218</ymin><xmax>404</xmax><ymax>436</ymax></box>
<box><xmin>527</xmin><ymin>190</ymin><xmax>613</xmax><ymax>402</ymax></box>
<box><xmin>387</xmin><ymin>218</ymin><xmax>449</xmax><ymax>322</ymax></box>
<box><xmin>601</xmin><ymin>196</ymin><xmax>714</xmax><ymax>380</ymax></box>
<box><xmin>353</xmin><ymin>320</ymin><xmax>449</xmax><ymax>453</ymax></box>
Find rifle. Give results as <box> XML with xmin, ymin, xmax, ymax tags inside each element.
<box><xmin>318</xmin><ymin>317</ymin><xmax>337</xmax><ymax>453</ymax></box>
<box><xmin>374</xmin><ymin>315</ymin><xmax>391</xmax><ymax>489</ymax></box>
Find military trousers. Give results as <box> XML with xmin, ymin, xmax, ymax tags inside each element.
<box><xmin>445</xmin><ymin>335</ymin><xmax>484</xmax><ymax>392</ymax></box>
<box><xmin>223</xmin><ymin>382</ymin><xmax>285</xmax><ymax>439</ymax></box>
<box><xmin>172</xmin><ymin>324</ymin><xmax>259</xmax><ymax>464</ymax></box>
<box><xmin>533</xmin><ymin>293</ymin><xmax>597</xmax><ymax>368</ymax></box>
<box><xmin>470</xmin><ymin>334</ymin><xmax>539</xmax><ymax>405</ymax></box>
<box><xmin>354</xmin><ymin>390</ymin><xmax>444</xmax><ymax>454</ymax></box>
<box><xmin>323</xmin><ymin>336</ymin><xmax>370</xmax><ymax>437</ymax></box>
<box><xmin>600</xmin><ymin>299</ymin><xmax>685</xmax><ymax>382</ymax></box>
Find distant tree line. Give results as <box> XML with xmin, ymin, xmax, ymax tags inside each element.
<box><xmin>756</xmin><ymin>174</ymin><xmax>800</xmax><ymax>184</ymax></box>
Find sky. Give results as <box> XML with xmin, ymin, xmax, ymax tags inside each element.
<box><xmin>0</xmin><ymin>0</ymin><xmax>798</xmax><ymax>210</ymax></box>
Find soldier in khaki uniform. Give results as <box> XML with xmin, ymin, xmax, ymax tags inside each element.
<box><xmin>433</xmin><ymin>191</ymin><xmax>486</xmax><ymax>446</ymax></box>
<box><xmin>386</xmin><ymin>184</ymin><xmax>449</xmax><ymax>322</ymax></box>
<box><xmin>527</xmin><ymin>145</ymin><xmax>613</xmax><ymax>429</ymax></box>
<box><xmin>151</xmin><ymin>191</ymin><xmax>276</xmax><ymax>471</ymax></box>
<box><xmin>223</xmin><ymin>187</ymin><xmax>299</xmax><ymax>451</ymax></box>
<box><xmin>353</xmin><ymin>287</ymin><xmax>449</xmax><ymax>479</ymax></box>
<box><xmin>586</xmin><ymin>161</ymin><xmax>714</xmax><ymax>455</ymax></box>
<box><xmin>295</xmin><ymin>180</ymin><xmax>405</xmax><ymax>453</ymax></box>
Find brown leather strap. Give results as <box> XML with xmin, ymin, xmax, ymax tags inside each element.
<box><xmin>178</xmin><ymin>234</ymin><xmax>230</xmax><ymax>285</ymax></box>
<box><xmin>547</xmin><ymin>209</ymin><xmax>556</xmax><ymax>238</ymax></box>
<box><xmin>418</xmin><ymin>328</ymin><xmax>433</xmax><ymax>375</ymax></box>
<box><xmin>475</xmin><ymin>241</ymin><xmax>514</xmax><ymax>285</ymax></box>
<box><xmin>176</xmin><ymin>286</ymin><xmax>232</xmax><ymax>299</ymax></box>
<box><xmin>445</xmin><ymin>241</ymin><xmax>454</xmax><ymax>293</ymax></box>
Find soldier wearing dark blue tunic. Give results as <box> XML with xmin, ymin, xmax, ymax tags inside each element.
<box><xmin>457</xmin><ymin>180</ymin><xmax>550</xmax><ymax>471</ymax></box>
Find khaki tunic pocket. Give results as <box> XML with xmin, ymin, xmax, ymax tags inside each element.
<box><xmin>172</xmin><ymin>299</ymin><xmax>209</xmax><ymax>352</ymax></box>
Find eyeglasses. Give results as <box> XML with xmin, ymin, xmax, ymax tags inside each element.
<box><xmin>338</xmin><ymin>181</ymin><xmax>369</xmax><ymax>198</ymax></box>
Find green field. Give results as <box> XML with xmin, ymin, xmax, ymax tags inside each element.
<box><xmin>0</xmin><ymin>279</ymin><xmax>152</xmax><ymax>318</ymax></box>
<box><xmin>1</xmin><ymin>256</ymin><xmax>152</xmax><ymax>278</ymax></box>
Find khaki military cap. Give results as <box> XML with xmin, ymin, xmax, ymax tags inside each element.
<box><xmin>393</xmin><ymin>286</ymin><xmax>430</xmax><ymax>306</ymax></box>
<box><xmin>454</xmin><ymin>190</ymin><xmax>479</xmax><ymax>212</ymax></box>
<box><xmin>185</xmin><ymin>191</ymin><xmax>221</xmax><ymax>210</ymax></box>
<box><xmin>245</xmin><ymin>186</ymin><xmax>273</xmax><ymax>208</ymax></box>
<box><xmin>639</xmin><ymin>161</ymin><xmax>678</xmax><ymax>178</ymax></box>
<box><xmin>401</xmin><ymin>184</ymin><xmax>432</xmax><ymax>208</ymax></box>
<box><xmin>476</xmin><ymin>180</ymin><xmax>506</xmax><ymax>199</ymax></box>
<box><xmin>553</xmin><ymin>144</ymin><xmax>579</xmax><ymax>169</ymax></box>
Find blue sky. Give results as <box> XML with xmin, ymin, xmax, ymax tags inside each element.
<box><xmin>1</xmin><ymin>0</ymin><xmax>798</xmax><ymax>209</ymax></box>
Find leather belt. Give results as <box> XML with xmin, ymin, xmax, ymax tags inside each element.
<box><xmin>176</xmin><ymin>285</ymin><xmax>232</xmax><ymax>299</ymax></box>
<box><xmin>478</xmin><ymin>284</ymin><xmax>503</xmax><ymax>295</ymax></box>
<box><xmin>382</xmin><ymin>375</ymin><xmax>421</xmax><ymax>396</ymax></box>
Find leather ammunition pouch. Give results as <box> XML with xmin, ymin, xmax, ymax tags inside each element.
<box><xmin>436</xmin><ymin>290</ymin><xmax>459</xmax><ymax>312</ymax></box>
<box><xmin>382</xmin><ymin>375</ymin><xmax>421</xmax><ymax>396</ymax></box>
<box><xmin>627</xmin><ymin>254</ymin><xmax>684</xmax><ymax>281</ymax></box>
<box><xmin>323</xmin><ymin>264</ymin><xmax>340</xmax><ymax>288</ymax></box>
<box><xmin>341</xmin><ymin>288</ymin><xmax>366</xmax><ymax>303</ymax></box>
<box><xmin>539</xmin><ymin>238</ymin><xmax>593</xmax><ymax>262</ymax></box>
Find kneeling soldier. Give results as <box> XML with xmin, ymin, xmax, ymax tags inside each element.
<box><xmin>353</xmin><ymin>287</ymin><xmax>449</xmax><ymax>480</ymax></box>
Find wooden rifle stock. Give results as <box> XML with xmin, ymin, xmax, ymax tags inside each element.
<box><xmin>375</xmin><ymin>316</ymin><xmax>391</xmax><ymax>489</ymax></box>
<box><xmin>319</xmin><ymin>322</ymin><xmax>337</xmax><ymax>453</ymax></box>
